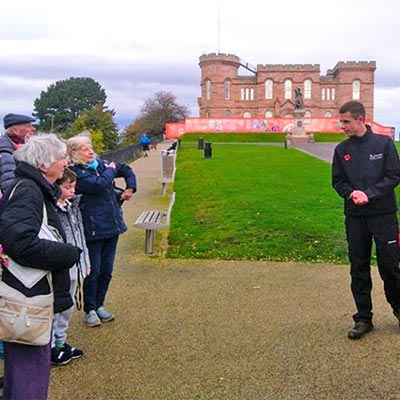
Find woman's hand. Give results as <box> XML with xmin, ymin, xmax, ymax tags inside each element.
<box><xmin>105</xmin><ymin>162</ymin><xmax>116</xmax><ymax>169</ymax></box>
<box><xmin>121</xmin><ymin>188</ymin><xmax>134</xmax><ymax>202</ymax></box>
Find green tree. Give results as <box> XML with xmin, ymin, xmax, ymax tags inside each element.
<box><xmin>129</xmin><ymin>91</ymin><xmax>189</xmax><ymax>138</ymax></box>
<box><xmin>70</xmin><ymin>105</ymin><xmax>119</xmax><ymax>150</ymax></box>
<box><xmin>33</xmin><ymin>77</ymin><xmax>107</xmax><ymax>134</ymax></box>
<box><xmin>121</xmin><ymin>118</ymin><xmax>148</xmax><ymax>146</ymax></box>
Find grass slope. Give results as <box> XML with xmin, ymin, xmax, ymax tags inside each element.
<box><xmin>167</xmin><ymin>142</ymin><xmax>348</xmax><ymax>263</ymax></box>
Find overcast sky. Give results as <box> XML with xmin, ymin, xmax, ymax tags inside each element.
<box><xmin>1</xmin><ymin>0</ymin><xmax>399</xmax><ymax>133</ymax></box>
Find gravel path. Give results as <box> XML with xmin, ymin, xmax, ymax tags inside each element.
<box><xmin>47</xmin><ymin>141</ymin><xmax>400</xmax><ymax>400</ymax></box>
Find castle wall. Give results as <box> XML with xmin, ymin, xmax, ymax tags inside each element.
<box><xmin>198</xmin><ymin>53</ymin><xmax>376</xmax><ymax>120</ymax></box>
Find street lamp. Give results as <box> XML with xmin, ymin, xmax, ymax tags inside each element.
<box><xmin>44</xmin><ymin>113</ymin><xmax>54</xmax><ymax>132</ymax></box>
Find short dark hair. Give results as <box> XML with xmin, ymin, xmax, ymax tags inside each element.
<box><xmin>339</xmin><ymin>101</ymin><xmax>366</xmax><ymax>119</ymax></box>
<box><xmin>56</xmin><ymin>168</ymin><xmax>77</xmax><ymax>186</ymax></box>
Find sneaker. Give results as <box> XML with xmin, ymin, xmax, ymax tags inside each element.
<box><xmin>96</xmin><ymin>306</ymin><xmax>115</xmax><ymax>322</ymax></box>
<box><xmin>348</xmin><ymin>321</ymin><xmax>374</xmax><ymax>340</ymax></box>
<box><xmin>51</xmin><ymin>346</ymin><xmax>72</xmax><ymax>366</ymax></box>
<box><xmin>63</xmin><ymin>343</ymin><xmax>84</xmax><ymax>359</ymax></box>
<box><xmin>85</xmin><ymin>310</ymin><xmax>101</xmax><ymax>327</ymax></box>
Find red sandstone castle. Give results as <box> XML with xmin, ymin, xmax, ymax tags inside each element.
<box><xmin>198</xmin><ymin>53</ymin><xmax>376</xmax><ymax>120</ymax></box>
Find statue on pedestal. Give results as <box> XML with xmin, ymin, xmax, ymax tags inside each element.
<box><xmin>295</xmin><ymin>87</ymin><xmax>303</xmax><ymax>109</ymax></box>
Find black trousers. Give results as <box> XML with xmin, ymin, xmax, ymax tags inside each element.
<box><xmin>345</xmin><ymin>213</ymin><xmax>400</xmax><ymax>322</ymax></box>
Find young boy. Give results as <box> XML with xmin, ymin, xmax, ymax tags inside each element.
<box><xmin>51</xmin><ymin>168</ymin><xmax>91</xmax><ymax>365</ymax></box>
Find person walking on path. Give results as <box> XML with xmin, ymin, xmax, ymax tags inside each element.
<box><xmin>139</xmin><ymin>133</ymin><xmax>151</xmax><ymax>157</ymax></box>
<box><xmin>332</xmin><ymin>100</ymin><xmax>400</xmax><ymax>340</ymax></box>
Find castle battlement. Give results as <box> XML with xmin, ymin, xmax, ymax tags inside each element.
<box><xmin>332</xmin><ymin>61</ymin><xmax>377</xmax><ymax>70</ymax></box>
<box><xmin>199</xmin><ymin>53</ymin><xmax>241</xmax><ymax>64</ymax></box>
<box><xmin>257</xmin><ymin>64</ymin><xmax>320</xmax><ymax>71</ymax></box>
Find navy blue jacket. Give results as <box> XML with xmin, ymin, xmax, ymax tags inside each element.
<box><xmin>70</xmin><ymin>159</ymin><xmax>137</xmax><ymax>241</ymax></box>
<box><xmin>332</xmin><ymin>126</ymin><xmax>400</xmax><ymax>217</ymax></box>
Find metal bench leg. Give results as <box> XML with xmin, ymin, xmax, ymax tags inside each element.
<box><xmin>145</xmin><ymin>229</ymin><xmax>156</xmax><ymax>254</ymax></box>
<box><xmin>162</xmin><ymin>182</ymin><xmax>167</xmax><ymax>196</ymax></box>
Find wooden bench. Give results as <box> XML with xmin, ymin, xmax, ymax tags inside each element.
<box><xmin>158</xmin><ymin>150</ymin><xmax>176</xmax><ymax>196</ymax></box>
<box><xmin>133</xmin><ymin>192</ymin><xmax>176</xmax><ymax>254</ymax></box>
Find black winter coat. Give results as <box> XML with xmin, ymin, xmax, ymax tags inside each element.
<box><xmin>332</xmin><ymin>126</ymin><xmax>400</xmax><ymax>217</ymax></box>
<box><xmin>0</xmin><ymin>162</ymin><xmax>81</xmax><ymax>313</ymax></box>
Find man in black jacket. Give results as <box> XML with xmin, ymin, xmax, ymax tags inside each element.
<box><xmin>332</xmin><ymin>100</ymin><xmax>400</xmax><ymax>340</ymax></box>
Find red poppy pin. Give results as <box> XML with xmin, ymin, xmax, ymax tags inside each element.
<box><xmin>344</xmin><ymin>154</ymin><xmax>351</xmax><ymax>162</ymax></box>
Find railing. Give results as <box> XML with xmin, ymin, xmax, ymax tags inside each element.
<box><xmin>100</xmin><ymin>134</ymin><xmax>163</xmax><ymax>163</ymax></box>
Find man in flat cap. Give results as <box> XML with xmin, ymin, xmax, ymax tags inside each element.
<box><xmin>0</xmin><ymin>113</ymin><xmax>36</xmax><ymax>192</ymax></box>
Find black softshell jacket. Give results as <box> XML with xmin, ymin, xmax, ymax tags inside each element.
<box><xmin>332</xmin><ymin>126</ymin><xmax>400</xmax><ymax>217</ymax></box>
<box><xmin>0</xmin><ymin>162</ymin><xmax>81</xmax><ymax>313</ymax></box>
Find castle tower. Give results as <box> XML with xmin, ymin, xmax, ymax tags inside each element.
<box><xmin>198</xmin><ymin>53</ymin><xmax>242</xmax><ymax>118</ymax></box>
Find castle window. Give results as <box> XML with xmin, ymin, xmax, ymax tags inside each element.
<box><xmin>265</xmin><ymin>110</ymin><xmax>273</xmax><ymax>118</ymax></box>
<box><xmin>321</xmin><ymin>88</ymin><xmax>325</xmax><ymax>100</ymax></box>
<box><xmin>324</xmin><ymin>111</ymin><xmax>332</xmax><ymax>118</ymax></box>
<box><xmin>243</xmin><ymin>112</ymin><xmax>251</xmax><ymax>118</ymax></box>
<box><xmin>206</xmin><ymin>80</ymin><xmax>211</xmax><ymax>100</ymax></box>
<box><xmin>304</xmin><ymin>79</ymin><xmax>312</xmax><ymax>99</ymax></box>
<box><xmin>332</xmin><ymin>88</ymin><xmax>336</xmax><ymax>100</ymax></box>
<box><xmin>352</xmin><ymin>80</ymin><xmax>361</xmax><ymax>100</ymax></box>
<box><xmin>326</xmin><ymin>88</ymin><xmax>331</xmax><ymax>101</ymax></box>
<box><xmin>265</xmin><ymin>79</ymin><xmax>273</xmax><ymax>99</ymax></box>
<box><xmin>305</xmin><ymin>110</ymin><xmax>312</xmax><ymax>117</ymax></box>
<box><xmin>224</xmin><ymin>110</ymin><xmax>231</xmax><ymax>117</ymax></box>
<box><xmin>206</xmin><ymin>110</ymin><xmax>211</xmax><ymax>118</ymax></box>
<box><xmin>284</xmin><ymin>79</ymin><xmax>292</xmax><ymax>99</ymax></box>
<box><xmin>224</xmin><ymin>80</ymin><xmax>230</xmax><ymax>100</ymax></box>
<box><xmin>241</xmin><ymin>88</ymin><xmax>254</xmax><ymax>101</ymax></box>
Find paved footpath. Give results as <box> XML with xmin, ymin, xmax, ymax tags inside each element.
<box><xmin>293</xmin><ymin>142</ymin><xmax>337</xmax><ymax>163</ymax></box>
<box><xmin>47</xmin><ymin>140</ymin><xmax>400</xmax><ymax>400</ymax></box>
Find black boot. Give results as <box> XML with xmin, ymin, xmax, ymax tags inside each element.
<box><xmin>348</xmin><ymin>321</ymin><xmax>374</xmax><ymax>340</ymax></box>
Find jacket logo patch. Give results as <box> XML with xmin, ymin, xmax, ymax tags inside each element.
<box><xmin>344</xmin><ymin>154</ymin><xmax>351</xmax><ymax>162</ymax></box>
<box><xmin>369</xmin><ymin>153</ymin><xmax>383</xmax><ymax>160</ymax></box>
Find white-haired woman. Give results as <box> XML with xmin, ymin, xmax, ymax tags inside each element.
<box><xmin>0</xmin><ymin>133</ymin><xmax>81</xmax><ymax>400</ymax></box>
<box><xmin>67</xmin><ymin>134</ymin><xmax>136</xmax><ymax>327</ymax></box>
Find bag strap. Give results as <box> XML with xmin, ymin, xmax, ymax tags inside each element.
<box><xmin>7</xmin><ymin>179</ymin><xmax>53</xmax><ymax>290</ymax></box>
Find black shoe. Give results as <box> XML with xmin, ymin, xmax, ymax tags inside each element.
<box><xmin>63</xmin><ymin>343</ymin><xmax>83</xmax><ymax>360</ymax></box>
<box><xmin>348</xmin><ymin>321</ymin><xmax>374</xmax><ymax>340</ymax></box>
<box><xmin>51</xmin><ymin>346</ymin><xmax>72</xmax><ymax>366</ymax></box>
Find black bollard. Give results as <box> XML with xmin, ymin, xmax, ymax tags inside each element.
<box><xmin>204</xmin><ymin>142</ymin><xmax>212</xmax><ymax>159</ymax></box>
<box><xmin>178</xmin><ymin>138</ymin><xmax>182</xmax><ymax>149</ymax></box>
<box><xmin>198</xmin><ymin>137</ymin><xmax>204</xmax><ymax>150</ymax></box>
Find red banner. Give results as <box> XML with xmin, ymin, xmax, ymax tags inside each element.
<box><xmin>165</xmin><ymin>118</ymin><xmax>394</xmax><ymax>138</ymax></box>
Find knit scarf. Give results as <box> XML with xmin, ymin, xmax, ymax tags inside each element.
<box><xmin>86</xmin><ymin>158</ymin><xmax>99</xmax><ymax>170</ymax></box>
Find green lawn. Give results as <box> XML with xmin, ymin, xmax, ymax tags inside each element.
<box><xmin>181</xmin><ymin>132</ymin><xmax>346</xmax><ymax>143</ymax></box>
<box><xmin>167</xmin><ymin>141</ymin><xmax>348</xmax><ymax>264</ymax></box>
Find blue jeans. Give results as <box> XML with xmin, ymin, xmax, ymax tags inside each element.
<box><xmin>84</xmin><ymin>235</ymin><xmax>119</xmax><ymax>313</ymax></box>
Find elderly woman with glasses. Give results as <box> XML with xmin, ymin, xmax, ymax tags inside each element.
<box><xmin>0</xmin><ymin>133</ymin><xmax>81</xmax><ymax>400</ymax></box>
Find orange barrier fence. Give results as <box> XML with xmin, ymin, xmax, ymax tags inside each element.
<box><xmin>166</xmin><ymin>118</ymin><xmax>394</xmax><ymax>139</ymax></box>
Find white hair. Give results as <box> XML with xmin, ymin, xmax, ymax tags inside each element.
<box><xmin>14</xmin><ymin>133</ymin><xmax>66</xmax><ymax>169</ymax></box>
<box><xmin>66</xmin><ymin>132</ymin><xmax>95</xmax><ymax>165</ymax></box>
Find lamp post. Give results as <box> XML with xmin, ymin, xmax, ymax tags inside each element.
<box><xmin>44</xmin><ymin>113</ymin><xmax>54</xmax><ymax>132</ymax></box>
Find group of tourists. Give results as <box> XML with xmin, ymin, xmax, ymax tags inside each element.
<box><xmin>0</xmin><ymin>114</ymin><xmax>136</xmax><ymax>399</ymax></box>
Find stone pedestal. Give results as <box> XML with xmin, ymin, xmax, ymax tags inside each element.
<box><xmin>285</xmin><ymin>109</ymin><xmax>314</xmax><ymax>147</ymax></box>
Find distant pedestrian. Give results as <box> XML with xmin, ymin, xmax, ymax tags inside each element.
<box><xmin>332</xmin><ymin>100</ymin><xmax>400</xmax><ymax>340</ymax></box>
<box><xmin>139</xmin><ymin>133</ymin><xmax>151</xmax><ymax>157</ymax></box>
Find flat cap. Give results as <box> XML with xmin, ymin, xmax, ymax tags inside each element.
<box><xmin>3</xmin><ymin>113</ymin><xmax>36</xmax><ymax>129</ymax></box>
